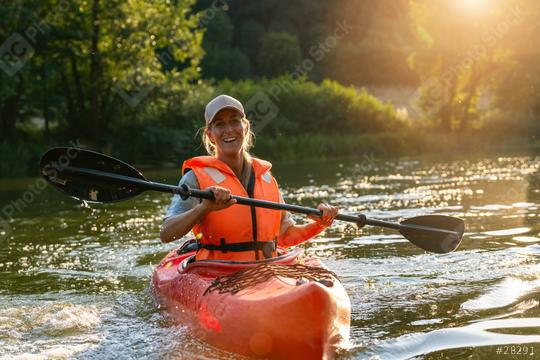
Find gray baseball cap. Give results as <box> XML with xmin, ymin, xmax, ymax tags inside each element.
<box><xmin>204</xmin><ymin>94</ymin><xmax>245</xmax><ymax>126</ymax></box>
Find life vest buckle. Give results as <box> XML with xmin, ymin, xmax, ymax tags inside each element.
<box><xmin>176</xmin><ymin>238</ymin><xmax>199</xmax><ymax>255</ymax></box>
<box><xmin>262</xmin><ymin>239</ymin><xmax>277</xmax><ymax>259</ymax></box>
<box><xmin>197</xmin><ymin>239</ymin><xmax>277</xmax><ymax>259</ymax></box>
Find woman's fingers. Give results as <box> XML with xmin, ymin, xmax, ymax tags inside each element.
<box><xmin>328</xmin><ymin>206</ymin><xmax>338</xmax><ymax>220</ymax></box>
<box><xmin>208</xmin><ymin>187</ymin><xmax>219</xmax><ymax>203</ymax></box>
<box><xmin>206</xmin><ymin>186</ymin><xmax>236</xmax><ymax>210</ymax></box>
<box><xmin>215</xmin><ymin>189</ymin><xmax>225</xmax><ymax>204</ymax></box>
<box><xmin>209</xmin><ymin>186</ymin><xmax>228</xmax><ymax>203</ymax></box>
<box><xmin>314</xmin><ymin>203</ymin><xmax>338</xmax><ymax>227</ymax></box>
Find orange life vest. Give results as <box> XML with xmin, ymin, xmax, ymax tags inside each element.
<box><xmin>181</xmin><ymin>156</ymin><xmax>282</xmax><ymax>261</ymax></box>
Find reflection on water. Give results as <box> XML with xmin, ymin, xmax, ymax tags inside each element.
<box><xmin>366</xmin><ymin>318</ymin><xmax>540</xmax><ymax>360</ymax></box>
<box><xmin>0</xmin><ymin>154</ymin><xmax>539</xmax><ymax>359</ymax></box>
<box><xmin>461</xmin><ymin>278</ymin><xmax>540</xmax><ymax>311</ymax></box>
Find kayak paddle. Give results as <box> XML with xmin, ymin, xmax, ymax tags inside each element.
<box><xmin>39</xmin><ymin>147</ymin><xmax>465</xmax><ymax>254</ymax></box>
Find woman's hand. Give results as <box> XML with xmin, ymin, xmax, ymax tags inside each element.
<box><xmin>308</xmin><ymin>203</ymin><xmax>339</xmax><ymax>228</ymax></box>
<box><xmin>201</xmin><ymin>186</ymin><xmax>237</xmax><ymax>212</ymax></box>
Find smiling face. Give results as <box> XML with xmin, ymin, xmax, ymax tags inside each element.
<box><xmin>205</xmin><ymin>108</ymin><xmax>249</xmax><ymax>158</ymax></box>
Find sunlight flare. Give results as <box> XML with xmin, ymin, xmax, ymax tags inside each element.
<box><xmin>459</xmin><ymin>0</ymin><xmax>490</xmax><ymax>11</ymax></box>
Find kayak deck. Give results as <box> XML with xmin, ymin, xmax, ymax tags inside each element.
<box><xmin>152</xmin><ymin>247</ymin><xmax>351</xmax><ymax>359</ymax></box>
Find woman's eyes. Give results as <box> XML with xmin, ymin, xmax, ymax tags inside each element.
<box><xmin>214</xmin><ymin>119</ymin><xmax>242</xmax><ymax>129</ymax></box>
<box><xmin>214</xmin><ymin>122</ymin><xmax>226</xmax><ymax>129</ymax></box>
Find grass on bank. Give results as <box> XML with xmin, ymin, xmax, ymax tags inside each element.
<box><xmin>1</xmin><ymin>130</ymin><xmax>537</xmax><ymax>179</ymax></box>
<box><xmin>2</xmin><ymin>76</ymin><xmax>539</xmax><ymax>178</ymax></box>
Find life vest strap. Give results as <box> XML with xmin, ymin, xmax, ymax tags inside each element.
<box><xmin>198</xmin><ymin>238</ymin><xmax>277</xmax><ymax>259</ymax></box>
<box><xmin>246</xmin><ymin>164</ymin><xmax>259</xmax><ymax>260</ymax></box>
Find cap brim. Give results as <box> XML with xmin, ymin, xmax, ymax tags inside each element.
<box><xmin>207</xmin><ymin>106</ymin><xmax>246</xmax><ymax>125</ymax></box>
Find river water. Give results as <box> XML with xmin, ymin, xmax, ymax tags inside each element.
<box><xmin>1</xmin><ymin>153</ymin><xmax>539</xmax><ymax>359</ymax></box>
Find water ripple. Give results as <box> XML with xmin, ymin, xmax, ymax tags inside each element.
<box><xmin>364</xmin><ymin>318</ymin><xmax>540</xmax><ymax>360</ymax></box>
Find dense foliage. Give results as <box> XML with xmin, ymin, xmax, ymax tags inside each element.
<box><xmin>0</xmin><ymin>0</ymin><xmax>203</xmax><ymax>140</ymax></box>
<box><xmin>142</xmin><ymin>76</ymin><xmax>408</xmax><ymax>162</ymax></box>
<box><xmin>1</xmin><ymin>0</ymin><xmax>539</xmax><ymax>177</ymax></box>
<box><xmin>195</xmin><ymin>0</ymin><xmax>540</xmax><ymax>137</ymax></box>
<box><xmin>194</xmin><ymin>0</ymin><xmax>417</xmax><ymax>85</ymax></box>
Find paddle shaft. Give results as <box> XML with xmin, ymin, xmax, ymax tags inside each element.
<box><xmin>62</xmin><ymin>166</ymin><xmax>459</xmax><ymax>236</ymax></box>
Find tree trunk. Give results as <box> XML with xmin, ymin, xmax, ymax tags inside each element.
<box><xmin>459</xmin><ymin>67</ymin><xmax>482</xmax><ymax>132</ymax></box>
<box><xmin>101</xmin><ymin>82</ymin><xmax>112</xmax><ymax>135</ymax></box>
<box><xmin>60</xmin><ymin>67</ymin><xmax>78</xmax><ymax>133</ymax></box>
<box><xmin>439</xmin><ymin>105</ymin><xmax>452</xmax><ymax>132</ymax></box>
<box><xmin>439</xmin><ymin>74</ymin><xmax>458</xmax><ymax>132</ymax></box>
<box><xmin>69</xmin><ymin>52</ymin><xmax>84</xmax><ymax>117</ymax></box>
<box><xmin>0</xmin><ymin>76</ymin><xmax>24</xmax><ymax>138</ymax></box>
<box><xmin>41</xmin><ymin>59</ymin><xmax>50</xmax><ymax>135</ymax></box>
<box><xmin>90</xmin><ymin>0</ymin><xmax>103</xmax><ymax>141</ymax></box>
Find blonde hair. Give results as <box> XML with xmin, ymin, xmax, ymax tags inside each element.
<box><xmin>200</xmin><ymin>117</ymin><xmax>255</xmax><ymax>158</ymax></box>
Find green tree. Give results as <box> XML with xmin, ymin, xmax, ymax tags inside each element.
<box><xmin>202</xmin><ymin>9</ymin><xmax>234</xmax><ymax>46</ymax></box>
<box><xmin>201</xmin><ymin>10</ymin><xmax>250</xmax><ymax>80</ymax></box>
<box><xmin>237</xmin><ymin>20</ymin><xmax>265</xmax><ymax>59</ymax></box>
<box><xmin>0</xmin><ymin>1</ymin><xmax>46</xmax><ymax>138</ymax></box>
<box><xmin>197</xmin><ymin>0</ymin><xmax>417</xmax><ymax>84</ymax></box>
<box><xmin>408</xmin><ymin>0</ymin><xmax>527</xmax><ymax>132</ymax></box>
<box><xmin>202</xmin><ymin>44</ymin><xmax>250</xmax><ymax>80</ymax></box>
<box><xmin>488</xmin><ymin>1</ymin><xmax>540</xmax><ymax>139</ymax></box>
<box><xmin>43</xmin><ymin>0</ymin><xmax>203</xmax><ymax>142</ymax></box>
<box><xmin>257</xmin><ymin>32</ymin><xmax>301</xmax><ymax>77</ymax></box>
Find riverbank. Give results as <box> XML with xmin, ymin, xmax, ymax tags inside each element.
<box><xmin>253</xmin><ymin>132</ymin><xmax>539</xmax><ymax>163</ymax></box>
<box><xmin>2</xmin><ymin>131</ymin><xmax>536</xmax><ymax>179</ymax></box>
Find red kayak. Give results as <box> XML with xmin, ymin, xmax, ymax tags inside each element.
<box><xmin>152</xmin><ymin>244</ymin><xmax>351</xmax><ymax>359</ymax></box>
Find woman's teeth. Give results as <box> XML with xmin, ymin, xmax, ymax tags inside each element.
<box><xmin>223</xmin><ymin>137</ymin><xmax>236</xmax><ymax>143</ymax></box>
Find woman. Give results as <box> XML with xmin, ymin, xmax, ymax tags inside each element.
<box><xmin>160</xmin><ymin>94</ymin><xmax>338</xmax><ymax>261</ymax></box>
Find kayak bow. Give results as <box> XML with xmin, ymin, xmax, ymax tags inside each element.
<box><xmin>152</xmin><ymin>247</ymin><xmax>351</xmax><ymax>359</ymax></box>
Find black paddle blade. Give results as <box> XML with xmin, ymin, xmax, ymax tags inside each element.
<box><xmin>399</xmin><ymin>215</ymin><xmax>465</xmax><ymax>254</ymax></box>
<box><xmin>40</xmin><ymin>147</ymin><xmax>147</xmax><ymax>203</ymax></box>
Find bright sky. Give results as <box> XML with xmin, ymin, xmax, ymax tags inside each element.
<box><xmin>459</xmin><ymin>0</ymin><xmax>490</xmax><ymax>11</ymax></box>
